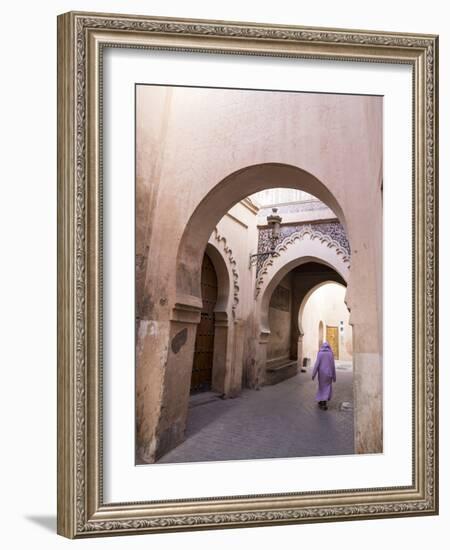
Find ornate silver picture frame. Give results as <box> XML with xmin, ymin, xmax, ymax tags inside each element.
<box><xmin>57</xmin><ymin>11</ymin><xmax>438</xmax><ymax>538</ymax></box>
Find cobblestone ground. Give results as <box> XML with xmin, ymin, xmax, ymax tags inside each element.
<box><xmin>158</xmin><ymin>361</ymin><xmax>354</xmax><ymax>464</ymax></box>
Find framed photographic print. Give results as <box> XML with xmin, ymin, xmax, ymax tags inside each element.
<box><xmin>57</xmin><ymin>11</ymin><xmax>439</xmax><ymax>538</ymax></box>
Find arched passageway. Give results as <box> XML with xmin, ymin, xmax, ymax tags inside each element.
<box><xmin>190</xmin><ymin>241</ymin><xmax>239</xmax><ymax>397</ymax></box>
<box><xmin>138</xmin><ymin>170</ymin><xmax>360</xmax><ymax>461</ymax></box>
<box><xmin>136</xmin><ymin>164</ymin><xmax>356</xmax><ymax>462</ymax></box>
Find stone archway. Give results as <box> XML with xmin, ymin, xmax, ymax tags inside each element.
<box><xmin>254</xmin><ymin>229</ymin><xmax>350</xmax><ymax>388</ymax></box>
<box><xmin>190</xmin><ymin>252</ymin><xmax>219</xmax><ymax>393</ymax></box>
<box><xmin>138</xmin><ymin>164</ymin><xmax>358</xmax><ymax>462</ymax></box>
<box><xmin>190</xmin><ymin>240</ymin><xmax>244</xmax><ymax>397</ymax></box>
<box><xmin>137</xmin><ymin>166</ymin><xmax>381</xmax><ymax>462</ymax></box>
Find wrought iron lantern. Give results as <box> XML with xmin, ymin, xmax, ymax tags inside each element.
<box><xmin>249</xmin><ymin>207</ymin><xmax>283</xmax><ymax>267</ymax></box>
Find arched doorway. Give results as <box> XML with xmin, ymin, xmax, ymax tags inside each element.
<box><xmin>174</xmin><ymin>166</ymin><xmax>350</xmax><ymax>394</ymax></box>
<box><xmin>190</xmin><ymin>252</ymin><xmax>218</xmax><ymax>393</ymax></box>
<box><xmin>189</xmin><ymin>240</ymin><xmax>237</xmax><ymax>396</ymax></box>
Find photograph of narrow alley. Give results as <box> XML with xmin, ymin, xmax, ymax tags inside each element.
<box><xmin>135</xmin><ymin>85</ymin><xmax>383</xmax><ymax>465</ymax></box>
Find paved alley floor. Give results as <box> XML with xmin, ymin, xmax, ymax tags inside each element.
<box><xmin>157</xmin><ymin>361</ymin><xmax>354</xmax><ymax>464</ymax></box>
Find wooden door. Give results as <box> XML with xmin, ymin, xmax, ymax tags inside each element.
<box><xmin>191</xmin><ymin>253</ymin><xmax>218</xmax><ymax>393</ymax></box>
<box><xmin>326</xmin><ymin>325</ymin><xmax>339</xmax><ymax>359</ymax></box>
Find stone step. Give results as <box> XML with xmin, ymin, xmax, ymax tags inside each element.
<box><xmin>266</xmin><ymin>359</ymin><xmax>297</xmax><ymax>372</ymax></box>
<box><xmin>188</xmin><ymin>391</ymin><xmax>222</xmax><ymax>408</ymax></box>
<box><xmin>265</xmin><ymin>359</ymin><xmax>298</xmax><ymax>386</ymax></box>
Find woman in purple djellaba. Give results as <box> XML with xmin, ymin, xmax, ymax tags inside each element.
<box><xmin>312</xmin><ymin>341</ymin><xmax>337</xmax><ymax>410</ymax></box>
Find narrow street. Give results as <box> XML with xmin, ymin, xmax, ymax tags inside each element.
<box><xmin>157</xmin><ymin>361</ymin><xmax>354</xmax><ymax>464</ymax></box>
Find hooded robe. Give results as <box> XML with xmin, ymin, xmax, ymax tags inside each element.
<box><xmin>312</xmin><ymin>341</ymin><xmax>337</xmax><ymax>401</ymax></box>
